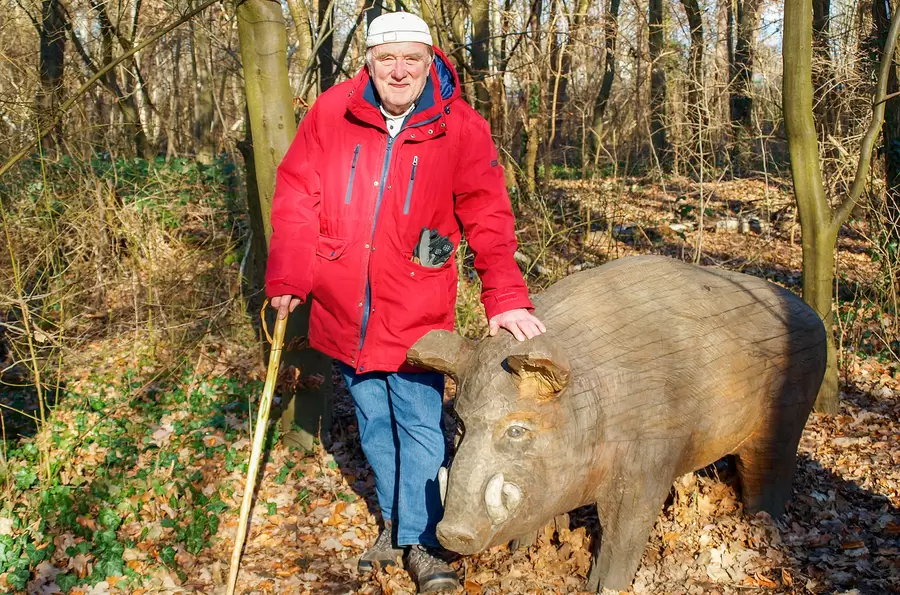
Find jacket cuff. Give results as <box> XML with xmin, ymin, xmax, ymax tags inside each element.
<box><xmin>482</xmin><ymin>290</ymin><xmax>534</xmax><ymax>322</ymax></box>
<box><xmin>265</xmin><ymin>280</ymin><xmax>310</xmax><ymax>302</ymax></box>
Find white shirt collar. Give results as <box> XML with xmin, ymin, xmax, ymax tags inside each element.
<box><xmin>380</xmin><ymin>103</ymin><xmax>415</xmax><ymax>121</ymax></box>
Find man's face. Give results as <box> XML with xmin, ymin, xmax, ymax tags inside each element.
<box><xmin>368</xmin><ymin>42</ymin><xmax>432</xmax><ymax>116</ymax></box>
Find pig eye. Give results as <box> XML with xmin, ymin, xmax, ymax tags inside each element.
<box><xmin>505</xmin><ymin>425</ymin><xmax>529</xmax><ymax>439</ymax></box>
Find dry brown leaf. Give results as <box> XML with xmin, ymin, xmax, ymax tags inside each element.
<box><xmin>753</xmin><ymin>572</ymin><xmax>777</xmax><ymax>587</ymax></box>
<box><xmin>781</xmin><ymin>568</ymin><xmax>793</xmax><ymax>586</ymax></box>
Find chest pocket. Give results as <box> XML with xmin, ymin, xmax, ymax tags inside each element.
<box><xmin>403</xmin><ymin>155</ymin><xmax>419</xmax><ymax>215</ymax></box>
<box><xmin>344</xmin><ymin>144</ymin><xmax>361</xmax><ymax>204</ymax></box>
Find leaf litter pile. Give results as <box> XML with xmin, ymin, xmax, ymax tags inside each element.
<box><xmin>1</xmin><ymin>178</ymin><xmax>898</xmax><ymax>594</ymax></box>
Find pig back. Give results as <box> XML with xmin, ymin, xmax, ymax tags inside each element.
<box><xmin>531</xmin><ymin>255</ymin><xmax>825</xmax><ymax>478</ymax></box>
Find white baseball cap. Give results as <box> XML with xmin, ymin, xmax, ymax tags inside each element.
<box><xmin>366</xmin><ymin>12</ymin><xmax>433</xmax><ymax>48</ymax></box>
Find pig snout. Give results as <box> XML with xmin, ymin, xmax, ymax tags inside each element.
<box><xmin>437</xmin><ymin>472</ymin><xmax>526</xmax><ymax>554</ymax></box>
<box><xmin>436</xmin><ymin>523</ymin><xmax>479</xmax><ymax>552</ymax></box>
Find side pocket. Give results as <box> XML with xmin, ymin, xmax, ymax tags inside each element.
<box><xmin>344</xmin><ymin>144</ymin><xmax>361</xmax><ymax>204</ymax></box>
<box><xmin>402</xmin><ymin>155</ymin><xmax>418</xmax><ymax>215</ymax></box>
<box><xmin>316</xmin><ymin>234</ymin><xmax>349</xmax><ymax>260</ymax></box>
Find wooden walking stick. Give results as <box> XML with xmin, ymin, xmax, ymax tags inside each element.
<box><xmin>226</xmin><ymin>304</ymin><xmax>288</xmax><ymax>595</ymax></box>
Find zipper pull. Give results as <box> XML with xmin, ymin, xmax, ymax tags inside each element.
<box><xmin>411</xmin><ymin>156</ymin><xmax>418</xmax><ymax>180</ymax></box>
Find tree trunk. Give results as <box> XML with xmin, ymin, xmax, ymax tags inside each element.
<box><xmin>165</xmin><ymin>35</ymin><xmax>181</xmax><ymax>161</ymax></box>
<box><xmin>812</xmin><ymin>0</ymin><xmax>836</xmax><ymax>143</ymax></box>
<box><xmin>91</xmin><ymin>0</ymin><xmax>153</xmax><ymax>158</ymax></box>
<box><xmin>648</xmin><ymin>0</ymin><xmax>668</xmax><ymax>165</ymax></box>
<box><xmin>730</xmin><ymin>0</ymin><xmax>761</xmax><ymax>171</ymax></box>
<box><xmin>521</xmin><ymin>0</ymin><xmax>544</xmax><ymax>193</ymax></box>
<box><xmin>37</xmin><ymin>0</ymin><xmax>66</xmax><ymax>154</ymax></box>
<box><xmin>470</xmin><ymin>0</ymin><xmax>491</xmax><ymax>119</ymax></box>
<box><xmin>317</xmin><ymin>0</ymin><xmax>336</xmax><ymax>93</ymax></box>
<box><xmin>873</xmin><ymin>0</ymin><xmax>900</xmax><ymax>237</ymax></box>
<box><xmin>681</xmin><ymin>0</ymin><xmax>704</xmax><ymax>158</ymax></box>
<box><xmin>589</xmin><ymin>0</ymin><xmax>620</xmax><ymax>168</ymax></box>
<box><xmin>784</xmin><ymin>0</ymin><xmax>840</xmax><ymax>413</ymax></box>
<box><xmin>191</xmin><ymin>4</ymin><xmax>216</xmax><ymax>163</ymax></box>
<box><xmin>286</xmin><ymin>0</ymin><xmax>314</xmax><ymax>105</ymax></box>
<box><xmin>237</xmin><ymin>0</ymin><xmax>333</xmax><ymax>449</ymax></box>
<box><xmin>549</xmin><ymin>0</ymin><xmax>590</xmax><ymax>157</ymax></box>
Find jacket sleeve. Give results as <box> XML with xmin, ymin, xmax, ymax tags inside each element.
<box><xmin>265</xmin><ymin>105</ymin><xmax>322</xmax><ymax>301</ymax></box>
<box><xmin>453</xmin><ymin>112</ymin><xmax>534</xmax><ymax>321</ymax></box>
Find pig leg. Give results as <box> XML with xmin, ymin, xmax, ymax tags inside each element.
<box><xmin>586</xmin><ymin>460</ymin><xmax>676</xmax><ymax>592</ymax></box>
<box><xmin>735</xmin><ymin>332</ymin><xmax>822</xmax><ymax>515</ymax></box>
<box><xmin>734</xmin><ymin>399</ymin><xmax>809</xmax><ymax>515</ymax></box>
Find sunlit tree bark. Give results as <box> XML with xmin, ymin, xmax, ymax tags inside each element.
<box><xmin>237</xmin><ymin>0</ymin><xmax>332</xmax><ymax>448</ymax></box>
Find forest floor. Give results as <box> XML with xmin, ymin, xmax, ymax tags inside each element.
<box><xmin>2</xmin><ymin>175</ymin><xmax>899</xmax><ymax>595</ymax></box>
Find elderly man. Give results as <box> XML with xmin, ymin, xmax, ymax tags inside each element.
<box><xmin>265</xmin><ymin>11</ymin><xmax>544</xmax><ymax>593</ymax></box>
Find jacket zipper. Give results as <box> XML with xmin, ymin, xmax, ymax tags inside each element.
<box><xmin>344</xmin><ymin>144</ymin><xmax>361</xmax><ymax>204</ymax></box>
<box><xmin>357</xmin><ymin>135</ymin><xmax>396</xmax><ymax>359</ymax></box>
<box><xmin>403</xmin><ymin>156</ymin><xmax>418</xmax><ymax>215</ymax></box>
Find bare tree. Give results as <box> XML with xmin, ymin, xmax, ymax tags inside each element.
<box><xmin>318</xmin><ymin>0</ymin><xmax>336</xmax><ymax>93</ymax></box>
<box><xmin>649</xmin><ymin>0</ymin><xmax>668</xmax><ymax>164</ymax></box>
<box><xmin>872</xmin><ymin>0</ymin><xmax>900</xmax><ymax>235</ymax></box>
<box><xmin>783</xmin><ymin>0</ymin><xmax>900</xmax><ymax>412</ymax></box>
<box><xmin>470</xmin><ymin>0</ymin><xmax>492</xmax><ymax>118</ymax></box>
<box><xmin>191</xmin><ymin>3</ymin><xmax>216</xmax><ymax>163</ymax></box>
<box><xmin>589</xmin><ymin>0</ymin><xmax>621</xmax><ymax>167</ymax></box>
<box><xmin>730</xmin><ymin>0</ymin><xmax>761</xmax><ymax>170</ymax></box>
<box><xmin>36</xmin><ymin>0</ymin><xmax>66</xmax><ymax>153</ymax></box>
<box><xmin>812</xmin><ymin>0</ymin><xmax>836</xmax><ymax>141</ymax></box>
<box><xmin>681</xmin><ymin>0</ymin><xmax>704</xmax><ymax>157</ymax></box>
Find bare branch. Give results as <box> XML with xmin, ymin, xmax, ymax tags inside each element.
<box><xmin>0</xmin><ymin>0</ymin><xmax>223</xmax><ymax>179</ymax></box>
<box><xmin>833</xmin><ymin>0</ymin><xmax>900</xmax><ymax>229</ymax></box>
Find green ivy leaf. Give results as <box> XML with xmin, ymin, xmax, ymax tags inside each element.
<box><xmin>56</xmin><ymin>572</ymin><xmax>79</xmax><ymax>592</ymax></box>
<box><xmin>160</xmin><ymin>545</ymin><xmax>177</xmax><ymax>568</ymax></box>
<box><xmin>14</xmin><ymin>467</ymin><xmax>37</xmax><ymax>490</ymax></box>
<box><xmin>98</xmin><ymin>508</ymin><xmax>121</xmax><ymax>531</ymax></box>
<box><xmin>7</xmin><ymin>565</ymin><xmax>31</xmax><ymax>590</ymax></box>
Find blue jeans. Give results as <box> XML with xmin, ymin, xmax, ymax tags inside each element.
<box><xmin>339</xmin><ymin>363</ymin><xmax>446</xmax><ymax>547</ymax></box>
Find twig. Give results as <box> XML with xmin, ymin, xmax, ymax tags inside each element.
<box><xmin>0</xmin><ymin>0</ymin><xmax>222</xmax><ymax>180</ymax></box>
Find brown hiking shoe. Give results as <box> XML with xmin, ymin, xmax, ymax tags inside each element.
<box><xmin>406</xmin><ymin>545</ymin><xmax>460</xmax><ymax>593</ymax></box>
<box><xmin>358</xmin><ymin>522</ymin><xmax>405</xmax><ymax>572</ymax></box>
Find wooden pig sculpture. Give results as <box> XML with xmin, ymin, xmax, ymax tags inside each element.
<box><xmin>407</xmin><ymin>255</ymin><xmax>826</xmax><ymax>592</ymax></box>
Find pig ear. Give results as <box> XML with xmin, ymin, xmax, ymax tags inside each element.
<box><xmin>505</xmin><ymin>337</ymin><xmax>570</xmax><ymax>401</ymax></box>
<box><xmin>407</xmin><ymin>330</ymin><xmax>475</xmax><ymax>382</ymax></box>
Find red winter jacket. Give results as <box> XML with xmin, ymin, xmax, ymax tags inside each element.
<box><xmin>265</xmin><ymin>48</ymin><xmax>532</xmax><ymax>373</ymax></box>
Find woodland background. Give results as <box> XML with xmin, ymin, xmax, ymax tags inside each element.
<box><xmin>0</xmin><ymin>0</ymin><xmax>899</xmax><ymax>592</ymax></box>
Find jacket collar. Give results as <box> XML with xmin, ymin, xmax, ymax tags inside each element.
<box><xmin>347</xmin><ymin>46</ymin><xmax>460</xmax><ymax>133</ymax></box>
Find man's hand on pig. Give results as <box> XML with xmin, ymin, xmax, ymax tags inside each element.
<box><xmin>489</xmin><ymin>308</ymin><xmax>546</xmax><ymax>341</ymax></box>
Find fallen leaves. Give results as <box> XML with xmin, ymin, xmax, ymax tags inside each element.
<box><xmin>4</xmin><ymin>176</ymin><xmax>899</xmax><ymax>594</ymax></box>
